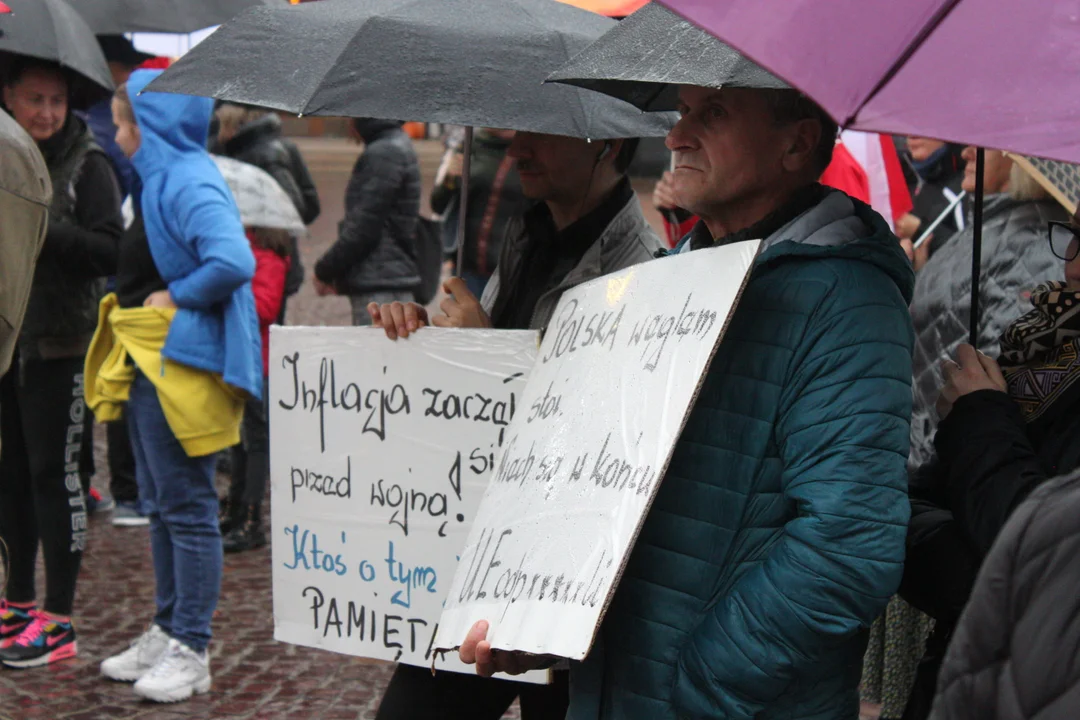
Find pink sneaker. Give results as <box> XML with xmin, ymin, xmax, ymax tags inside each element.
<box><xmin>0</xmin><ymin>611</ymin><xmax>78</xmax><ymax>668</ymax></box>
<box><xmin>0</xmin><ymin>601</ymin><xmax>35</xmax><ymax>650</ymax></box>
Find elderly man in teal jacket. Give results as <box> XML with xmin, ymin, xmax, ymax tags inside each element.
<box><xmin>462</xmin><ymin>84</ymin><xmax>914</xmax><ymax>720</ymax></box>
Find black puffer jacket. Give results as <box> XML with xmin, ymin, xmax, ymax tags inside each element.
<box><xmin>899</xmin><ymin>388</ymin><xmax>1080</xmax><ymax>719</ymax></box>
<box><xmin>929</xmin><ymin>467</ymin><xmax>1080</xmax><ymax>720</ymax></box>
<box><xmin>220</xmin><ymin>113</ymin><xmax>320</xmax><ymax>225</ymax></box>
<box><xmin>314</xmin><ymin>119</ymin><xmax>420</xmax><ymax>295</ymax></box>
<box><xmin>220</xmin><ymin>113</ymin><xmax>320</xmax><ymax>296</ymax></box>
<box><xmin>17</xmin><ymin>113</ymin><xmax>121</xmax><ymax>357</ymax></box>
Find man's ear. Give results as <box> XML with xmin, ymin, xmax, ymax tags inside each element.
<box><xmin>781</xmin><ymin>118</ymin><xmax>824</xmax><ymax>174</ymax></box>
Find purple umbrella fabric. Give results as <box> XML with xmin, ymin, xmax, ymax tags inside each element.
<box><xmin>658</xmin><ymin>0</ymin><xmax>1080</xmax><ymax>164</ymax></box>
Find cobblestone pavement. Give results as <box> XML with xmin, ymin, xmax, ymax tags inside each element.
<box><xmin>1</xmin><ymin>497</ymin><xmax>399</xmax><ymax>720</ymax></box>
<box><xmin>0</xmin><ymin>138</ymin><xmax>666</xmax><ymax>719</ymax></box>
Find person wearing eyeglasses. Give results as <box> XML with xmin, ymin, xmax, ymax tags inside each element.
<box><xmin>866</xmin><ymin>150</ymin><xmax>1066</xmax><ymax>720</ymax></box>
<box><xmin>895</xmin><ymin>210</ymin><xmax>1080</xmax><ymax>720</ymax></box>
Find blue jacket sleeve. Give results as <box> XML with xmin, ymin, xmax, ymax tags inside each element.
<box><xmin>673</xmin><ymin>265</ymin><xmax>913</xmax><ymax>719</ymax></box>
<box><xmin>167</xmin><ymin>181</ymin><xmax>255</xmax><ymax>310</ymax></box>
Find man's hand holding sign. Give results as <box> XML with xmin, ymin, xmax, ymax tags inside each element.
<box><xmin>368</xmin><ymin>278</ymin><xmax>492</xmax><ymax>339</ymax></box>
<box><xmin>433</xmin><ymin>240</ymin><xmax>761</xmax><ymax>662</ymax></box>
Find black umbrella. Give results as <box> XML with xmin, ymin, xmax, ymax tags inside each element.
<box><xmin>70</xmin><ymin>0</ymin><xmax>286</xmax><ymax>34</ymax></box>
<box><xmin>545</xmin><ymin>2</ymin><xmax>789</xmax><ymax>112</ymax></box>
<box><xmin>146</xmin><ymin>0</ymin><xmax>675</xmax><ymax>273</ymax></box>
<box><xmin>0</xmin><ymin>0</ymin><xmax>113</xmax><ymax>108</ymax></box>
<box><xmin>145</xmin><ymin>0</ymin><xmax>673</xmax><ymax>140</ymax></box>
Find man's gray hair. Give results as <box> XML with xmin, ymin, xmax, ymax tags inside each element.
<box><xmin>760</xmin><ymin>89</ymin><xmax>838</xmax><ymax>178</ymax></box>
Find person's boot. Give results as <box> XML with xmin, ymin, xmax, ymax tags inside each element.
<box><xmin>218</xmin><ymin>496</ymin><xmax>237</xmax><ymax>535</ymax></box>
<box><xmin>223</xmin><ymin>505</ymin><xmax>266</xmax><ymax>553</ymax></box>
<box><xmin>219</xmin><ymin>479</ymin><xmax>245</xmax><ymax>535</ymax></box>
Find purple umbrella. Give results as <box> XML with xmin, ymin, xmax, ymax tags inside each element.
<box><xmin>657</xmin><ymin>0</ymin><xmax>1080</xmax><ymax>164</ymax></box>
<box><xmin>658</xmin><ymin>0</ymin><xmax>1080</xmax><ymax>344</ymax></box>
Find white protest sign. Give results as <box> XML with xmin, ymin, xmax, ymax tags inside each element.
<box><xmin>269</xmin><ymin>326</ymin><xmax>545</xmax><ymax>677</ymax></box>
<box><xmin>436</xmin><ymin>241</ymin><xmax>760</xmax><ymax>660</ymax></box>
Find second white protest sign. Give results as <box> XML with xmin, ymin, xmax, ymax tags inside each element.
<box><xmin>436</xmin><ymin>240</ymin><xmax>760</xmax><ymax>660</ymax></box>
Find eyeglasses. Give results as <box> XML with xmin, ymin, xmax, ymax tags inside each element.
<box><xmin>1048</xmin><ymin>221</ymin><xmax>1080</xmax><ymax>261</ymax></box>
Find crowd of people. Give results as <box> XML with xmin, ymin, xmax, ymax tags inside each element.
<box><xmin>0</xmin><ymin>34</ymin><xmax>322</xmax><ymax>701</ymax></box>
<box><xmin>370</xmin><ymin>95</ymin><xmax>1079</xmax><ymax>720</ymax></box>
<box><xmin>1</xmin><ymin>23</ymin><xmax>1078</xmax><ymax>720</ymax></box>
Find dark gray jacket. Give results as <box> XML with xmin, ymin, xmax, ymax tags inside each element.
<box><xmin>315</xmin><ymin>120</ymin><xmax>421</xmax><ymax>295</ymax></box>
<box><xmin>220</xmin><ymin>113</ymin><xmax>320</xmax><ymax>297</ymax></box>
<box><xmin>221</xmin><ymin>113</ymin><xmax>320</xmax><ymax>225</ymax></box>
<box><xmin>930</xmin><ymin>468</ymin><xmax>1080</xmax><ymax>720</ymax></box>
<box><xmin>909</xmin><ymin>195</ymin><xmax>1066</xmax><ymax>470</ymax></box>
<box><xmin>480</xmin><ymin>190</ymin><xmax>661</xmax><ymax>331</ymax></box>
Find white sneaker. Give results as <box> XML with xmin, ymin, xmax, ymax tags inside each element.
<box><xmin>100</xmin><ymin>624</ymin><xmax>171</xmax><ymax>682</ymax></box>
<box><xmin>133</xmin><ymin>639</ymin><xmax>212</xmax><ymax>703</ymax></box>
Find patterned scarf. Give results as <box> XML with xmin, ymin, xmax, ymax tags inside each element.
<box><xmin>999</xmin><ymin>281</ymin><xmax>1080</xmax><ymax>423</ymax></box>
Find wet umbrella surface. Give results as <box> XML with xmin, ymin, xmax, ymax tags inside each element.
<box><xmin>0</xmin><ymin>0</ymin><xmax>113</xmax><ymax>108</ymax></box>
<box><xmin>146</xmin><ymin>0</ymin><xmax>672</xmax><ymax>140</ymax></box>
<box><xmin>70</xmin><ymin>0</ymin><xmax>287</xmax><ymax>34</ymax></box>
<box><xmin>547</xmin><ymin>2</ymin><xmax>789</xmax><ymax>111</ymax></box>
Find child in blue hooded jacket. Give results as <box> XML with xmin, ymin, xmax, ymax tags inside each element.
<box><xmin>91</xmin><ymin>69</ymin><xmax>261</xmax><ymax>704</ymax></box>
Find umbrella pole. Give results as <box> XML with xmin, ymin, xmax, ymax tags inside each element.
<box><xmin>455</xmin><ymin>126</ymin><xmax>474</xmax><ymax>277</ymax></box>
<box><xmin>969</xmin><ymin>148</ymin><xmax>985</xmax><ymax>347</ymax></box>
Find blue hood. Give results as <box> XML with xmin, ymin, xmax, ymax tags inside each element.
<box><xmin>124</xmin><ymin>70</ymin><xmax>262</xmax><ymax>400</ymax></box>
<box><xmin>128</xmin><ymin>70</ymin><xmax>214</xmax><ymax>180</ymax></box>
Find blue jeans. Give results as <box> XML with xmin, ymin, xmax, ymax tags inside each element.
<box><xmin>127</xmin><ymin>371</ymin><xmax>222</xmax><ymax>652</ymax></box>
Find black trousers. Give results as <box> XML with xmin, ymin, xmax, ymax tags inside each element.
<box><xmin>375</xmin><ymin>664</ymin><xmax>569</xmax><ymax>720</ymax></box>
<box><xmin>106</xmin><ymin>411</ymin><xmax>139</xmax><ymax>504</ymax></box>
<box><xmin>228</xmin><ymin>380</ymin><xmax>269</xmax><ymax>511</ymax></box>
<box><xmin>0</xmin><ymin>353</ymin><xmax>93</xmax><ymax>615</ymax></box>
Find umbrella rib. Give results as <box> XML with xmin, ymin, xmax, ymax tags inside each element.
<box><xmin>298</xmin><ymin>14</ymin><xmax>375</xmax><ymax>117</ymax></box>
<box><xmin>852</xmin><ymin>0</ymin><xmax>963</xmax><ymax>127</ymax></box>
<box><xmin>40</xmin><ymin>0</ymin><xmax>65</xmax><ymax>66</ymax></box>
<box><xmin>642</xmin><ymin>81</ymin><xmax>669</xmax><ymax>112</ymax></box>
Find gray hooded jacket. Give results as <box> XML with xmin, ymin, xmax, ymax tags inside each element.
<box><xmin>909</xmin><ymin>195</ymin><xmax>1066</xmax><ymax>471</ymax></box>
<box><xmin>481</xmin><ymin>191</ymin><xmax>661</xmax><ymax>332</ymax></box>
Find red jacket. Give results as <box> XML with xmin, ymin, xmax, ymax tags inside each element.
<box><xmin>248</xmin><ymin>236</ymin><xmax>290</xmax><ymax>377</ymax></box>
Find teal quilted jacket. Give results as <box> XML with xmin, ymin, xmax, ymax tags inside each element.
<box><xmin>567</xmin><ymin>190</ymin><xmax>915</xmax><ymax>720</ymax></box>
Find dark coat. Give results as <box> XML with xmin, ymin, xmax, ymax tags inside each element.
<box><xmin>568</xmin><ymin>191</ymin><xmax>915</xmax><ymax>720</ymax></box>
<box><xmin>930</xmin><ymin>467</ymin><xmax>1080</xmax><ymax>720</ymax></box>
<box><xmin>220</xmin><ymin>114</ymin><xmax>320</xmax><ymax>296</ymax></box>
<box><xmin>431</xmin><ymin>130</ymin><xmax>526</xmax><ymax>278</ymax></box>
<box><xmin>18</xmin><ymin>113</ymin><xmax>121</xmax><ymax>357</ymax></box>
<box><xmin>220</xmin><ymin>113</ymin><xmax>320</xmax><ymax>225</ymax></box>
<box><xmin>908</xmin><ymin>196</ymin><xmax>1065</xmax><ymax>470</ymax></box>
<box><xmin>899</xmin><ymin>389</ymin><xmax>1080</xmax><ymax>719</ymax></box>
<box><xmin>314</xmin><ymin>120</ymin><xmax>421</xmax><ymax>295</ymax></box>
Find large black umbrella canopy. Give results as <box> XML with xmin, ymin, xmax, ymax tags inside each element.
<box><xmin>0</xmin><ymin>0</ymin><xmax>113</xmax><ymax>108</ymax></box>
<box><xmin>146</xmin><ymin>0</ymin><xmax>673</xmax><ymax>139</ymax></box>
<box><xmin>546</xmin><ymin>2</ymin><xmax>788</xmax><ymax>112</ymax></box>
<box><xmin>69</xmin><ymin>0</ymin><xmax>287</xmax><ymax>35</ymax></box>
